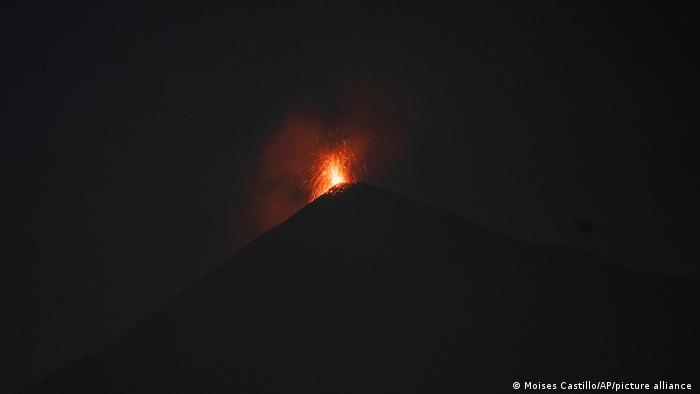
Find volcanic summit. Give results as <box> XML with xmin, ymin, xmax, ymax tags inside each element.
<box><xmin>24</xmin><ymin>183</ymin><xmax>700</xmax><ymax>393</ymax></box>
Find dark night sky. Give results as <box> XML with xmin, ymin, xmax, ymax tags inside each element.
<box><xmin>2</xmin><ymin>3</ymin><xmax>698</xmax><ymax>392</ymax></box>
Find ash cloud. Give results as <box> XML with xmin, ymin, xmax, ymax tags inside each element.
<box><xmin>228</xmin><ymin>79</ymin><xmax>407</xmax><ymax>251</ymax></box>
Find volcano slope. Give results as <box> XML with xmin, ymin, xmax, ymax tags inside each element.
<box><xmin>24</xmin><ymin>183</ymin><xmax>699</xmax><ymax>393</ymax></box>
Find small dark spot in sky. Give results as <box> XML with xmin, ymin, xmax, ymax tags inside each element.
<box><xmin>575</xmin><ymin>220</ymin><xmax>593</xmax><ymax>234</ymax></box>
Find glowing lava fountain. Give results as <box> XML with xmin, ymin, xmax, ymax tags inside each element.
<box><xmin>304</xmin><ymin>136</ymin><xmax>361</xmax><ymax>202</ymax></box>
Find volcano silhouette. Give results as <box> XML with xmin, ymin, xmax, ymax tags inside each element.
<box><xmin>24</xmin><ymin>184</ymin><xmax>699</xmax><ymax>393</ymax></box>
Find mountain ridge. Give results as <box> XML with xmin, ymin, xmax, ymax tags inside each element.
<box><xmin>23</xmin><ymin>183</ymin><xmax>699</xmax><ymax>393</ymax></box>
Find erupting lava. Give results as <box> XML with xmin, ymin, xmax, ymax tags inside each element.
<box><xmin>304</xmin><ymin>136</ymin><xmax>360</xmax><ymax>202</ymax></box>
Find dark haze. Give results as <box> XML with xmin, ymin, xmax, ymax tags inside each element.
<box><xmin>2</xmin><ymin>3</ymin><xmax>697</xmax><ymax>393</ymax></box>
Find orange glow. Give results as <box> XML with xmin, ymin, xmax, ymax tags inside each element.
<box><xmin>305</xmin><ymin>139</ymin><xmax>359</xmax><ymax>202</ymax></box>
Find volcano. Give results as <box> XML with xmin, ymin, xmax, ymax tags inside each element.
<box><xmin>24</xmin><ymin>184</ymin><xmax>699</xmax><ymax>393</ymax></box>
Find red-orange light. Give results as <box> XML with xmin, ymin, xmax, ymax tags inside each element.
<box><xmin>304</xmin><ymin>136</ymin><xmax>359</xmax><ymax>202</ymax></box>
